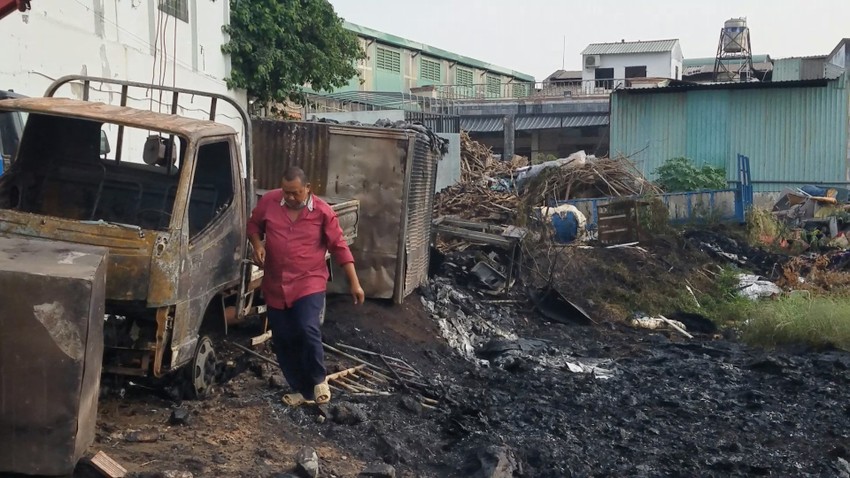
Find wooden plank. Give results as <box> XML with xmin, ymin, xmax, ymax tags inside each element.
<box><xmin>90</xmin><ymin>451</ymin><xmax>127</xmax><ymax>478</ymax></box>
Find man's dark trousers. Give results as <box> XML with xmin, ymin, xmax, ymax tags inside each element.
<box><xmin>268</xmin><ymin>292</ymin><xmax>327</xmax><ymax>400</ymax></box>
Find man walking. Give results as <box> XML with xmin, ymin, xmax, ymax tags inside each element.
<box><xmin>247</xmin><ymin>166</ymin><xmax>364</xmax><ymax>406</ymax></box>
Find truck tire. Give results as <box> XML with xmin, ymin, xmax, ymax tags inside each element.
<box><xmin>185</xmin><ymin>336</ymin><xmax>217</xmax><ymax>399</ymax></box>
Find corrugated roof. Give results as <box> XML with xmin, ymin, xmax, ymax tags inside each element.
<box><xmin>582</xmin><ymin>39</ymin><xmax>679</xmax><ymax>56</ymax></box>
<box><xmin>683</xmin><ymin>55</ymin><xmax>771</xmax><ymax>68</ymax></box>
<box><xmin>461</xmin><ymin>115</ymin><xmax>609</xmax><ymax>133</ymax></box>
<box><xmin>683</xmin><ymin>62</ymin><xmax>774</xmax><ymax>76</ymax></box>
<box><xmin>545</xmin><ymin>70</ymin><xmax>583</xmax><ymax>81</ymax></box>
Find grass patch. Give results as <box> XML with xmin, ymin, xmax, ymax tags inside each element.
<box><xmin>698</xmin><ymin>267</ymin><xmax>756</xmax><ymax>325</ymax></box>
<box><xmin>740</xmin><ymin>295</ymin><xmax>850</xmax><ymax>351</ymax></box>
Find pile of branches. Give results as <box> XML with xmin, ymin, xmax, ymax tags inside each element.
<box><xmin>435</xmin><ymin>132</ymin><xmax>527</xmax><ymax>220</ymax></box>
<box><xmin>519</xmin><ymin>155</ymin><xmax>660</xmax><ymax>217</ymax></box>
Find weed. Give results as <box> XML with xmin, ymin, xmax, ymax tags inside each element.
<box><xmin>740</xmin><ymin>296</ymin><xmax>850</xmax><ymax>351</ymax></box>
<box><xmin>698</xmin><ymin>266</ymin><xmax>756</xmax><ymax>325</ymax></box>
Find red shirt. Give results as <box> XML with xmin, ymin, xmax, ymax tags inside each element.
<box><xmin>247</xmin><ymin>190</ymin><xmax>354</xmax><ymax>309</ymax></box>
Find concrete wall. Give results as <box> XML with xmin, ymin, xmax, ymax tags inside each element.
<box><xmin>582</xmin><ymin>52</ymin><xmax>674</xmax><ymax>82</ymax></box>
<box><xmin>1</xmin><ymin>0</ymin><xmax>247</xmax><ymax>164</ymax></box>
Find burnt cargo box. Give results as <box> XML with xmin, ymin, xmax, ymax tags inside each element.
<box><xmin>0</xmin><ymin>235</ymin><xmax>108</xmax><ymax>476</ymax></box>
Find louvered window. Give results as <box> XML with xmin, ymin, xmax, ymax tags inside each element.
<box><xmin>376</xmin><ymin>47</ymin><xmax>401</xmax><ymax>73</ymax></box>
<box><xmin>512</xmin><ymin>83</ymin><xmax>530</xmax><ymax>97</ymax></box>
<box><xmin>420</xmin><ymin>58</ymin><xmax>442</xmax><ymax>83</ymax></box>
<box><xmin>486</xmin><ymin>75</ymin><xmax>501</xmax><ymax>97</ymax></box>
<box><xmin>456</xmin><ymin>68</ymin><xmax>473</xmax><ymax>86</ymax></box>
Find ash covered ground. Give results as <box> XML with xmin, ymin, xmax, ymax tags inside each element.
<box><xmin>76</xmin><ymin>233</ymin><xmax>850</xmax><ymax>478</ymax></box>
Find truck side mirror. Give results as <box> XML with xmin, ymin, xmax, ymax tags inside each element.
<box><xmin>100</xmin><ymin>130</ymin><xmax>111</xmax><ymax>157</ymax></box>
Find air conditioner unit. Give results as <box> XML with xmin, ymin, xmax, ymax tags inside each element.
<box><xmin>584</xmin><ymin>55</ymin><xmax>601</xmax><ymax>69</ymax></box>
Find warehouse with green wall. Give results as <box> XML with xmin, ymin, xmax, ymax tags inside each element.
<box><xmin>336</xmin><ymin>22</ymin><xmax>534</xmax><ymax>96</ymax></box>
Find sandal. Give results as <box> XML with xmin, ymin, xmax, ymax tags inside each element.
<box><xmin>282</xmin><ymin>393</ymin><xmax>314</xmax><ymax>407</ymax></box>
<box><xmin>314</xmin><ymin>382</ymin><xmax>331</xmax><ymax>404</ymax></box>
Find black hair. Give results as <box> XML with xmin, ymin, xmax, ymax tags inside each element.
<box><xmin>282</xmin><ymin>166</ymin><xmax>308</xmax><ymax>185</ymax></box>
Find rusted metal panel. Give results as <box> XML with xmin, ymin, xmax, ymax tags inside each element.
<box><xmin>0</xmin><ymin>98</ymin><xmax>235</xmax><ymax>141</ymax></box>
<box><xmin>0</xmin><ymin>235</ymin><xmax>107</xmax><ymax>476</ymax></box>
<box><xmin>403</xmin><ymin>136</ymin><xmax>440</xmax><ymax>299</ymax></box>
<box><xmin>323</xmin><ymin>129</ymin><xmax>409</xmax><ymax>299</ymax></box>
<box><xmin>252</xmin><ymin>119</ymin><xmax>331</xmax><ymax>193</ymax></box>
<box><xmin>0</xmin><ymin>210</ymin><xmax>155</xmax><ymax>301</ymax></box>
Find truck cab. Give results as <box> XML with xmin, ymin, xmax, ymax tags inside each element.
<box><xmin>0</xmin><ymin>76</ymin><xmax>358</xmax><ymax>397</ymax></box>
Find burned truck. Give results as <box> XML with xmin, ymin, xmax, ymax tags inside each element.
<box><xmin>0</xmin><ymin>76</ymin><xmax>359</xmax><ymax>398</ymax></box>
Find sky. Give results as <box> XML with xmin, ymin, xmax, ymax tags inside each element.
<box><xmin>327</xmin><ymin>0</ymin><xmax>850</xmax><ymax>81</ymax></box>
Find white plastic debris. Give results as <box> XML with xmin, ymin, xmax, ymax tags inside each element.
<box><xmin>737</xmin><ymin>274</ymin><xmax>782</xmax><ymax>300</ymax></box>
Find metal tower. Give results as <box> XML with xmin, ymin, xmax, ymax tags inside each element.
<box><xmin>713</xmin><ymin>18</ymin><xmax>755</xmax><ymax>83</ymax></box>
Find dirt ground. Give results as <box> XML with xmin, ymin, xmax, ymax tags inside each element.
<box><xmin>72</xmin><ymin>232</ymin><xmax>850</xmax><ymax>478</ymax></box>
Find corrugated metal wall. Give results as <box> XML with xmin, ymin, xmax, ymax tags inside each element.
<box><xmin>251</xmin><ymin>120</ymin><xmax>330</xmax><ymax>194</ymax></box>
<box><xmin>403</xmin><ymin>136</ymin><xmax>440</xmax><ymax>297</ymax></box>
<box><xmin>610</xmin><ymin>76</ymin><xmax>850</xmax><ymax>191</ymax></box>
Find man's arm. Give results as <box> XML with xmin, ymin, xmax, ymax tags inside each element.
<box><xmin>246</xmin><ymin>197</ymin><xmax>267</xmax><ymax>267</ymax></box>
<box><xmin>323</xmin><ymin>208</ymin><xmax>364</xmax><ymax>304</ymax></box>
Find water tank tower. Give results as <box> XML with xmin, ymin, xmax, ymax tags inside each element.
<box><xmin>713</xmin><ymin>17</ymin><xmax>755</xmax><ymax>82</ymax></box>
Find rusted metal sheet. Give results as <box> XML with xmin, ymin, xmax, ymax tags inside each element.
<box><xmin>403</xmin><ymin>136</ymin><xmax>441</xmax><ymax>298</ymax></box>
<box><xmin>252</xmin><ymin>119</ymin><xmax>331</xmax><ymax>193</ymax></box>
<box><xmin>323</xmin><ymin>129</ymin><xmax>409</xmax><ymax>299</ymax></box>
<box><xmin>0</xmin><ymin>235</ymin><xmax>107</xmax><ymax>476</ymax></box>
<box><xmin>0</xmin><ymin>97</ymin><xmax>235</xmax><ymax>141</ymax></box>
<box><xmin>0</xmin><ymin>209</ymin><xmax>154</xmax><ymax>301</ymax></box>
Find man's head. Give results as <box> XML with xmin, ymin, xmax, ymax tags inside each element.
<box><xmin>280</xmin><ymin>166</ymin><xmax>311</xmax><ymax>209</ymax></box>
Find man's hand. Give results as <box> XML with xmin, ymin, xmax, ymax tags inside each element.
<box><xmin>342</xmin><ymin>262</ymin><xmax>364</xmax><ymax>305</ymax></box>
<box><xmin>252</xmin><ymin>245</ymin><xmax>266</xmax><ymax>267</ymax></box>
<box><xmin>351</xmin><ymin>284</ymin><xmax>365</xmax><ymax>305</ymax></box>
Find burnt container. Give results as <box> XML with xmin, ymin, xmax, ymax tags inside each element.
<box><xmin>0</xmin><ymin>235</ymin><xmax>108</xmax><ymax>475</ymax></box>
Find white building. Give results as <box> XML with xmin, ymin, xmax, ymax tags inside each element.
<box><xmin>0</xmin><ymin>0</ymin><xmax>247</xmax><ymax>147</ymax></box>
<box><xmin>581</xmin><ymin>39</ymin><xmax>684</xmax><ymax>87</ymax></box>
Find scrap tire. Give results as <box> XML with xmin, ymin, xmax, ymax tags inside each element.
<box><xmin>184</xmin><ymin>336</ymin><xmax>218</xmax><ymax>399</ymax></box>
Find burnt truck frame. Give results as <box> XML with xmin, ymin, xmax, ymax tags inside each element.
<box><xmin>0</xmin><ymin>76</ymin><xmax>359</xmax><ymax>397</ymax></box>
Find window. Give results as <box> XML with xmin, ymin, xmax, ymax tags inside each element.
<box><xmin>1</xmin><ymin>114</ymin><xmax>187</xmax><ymax>230</ymax></box>
<box><xmin>188</xmin><ymin>141</ymin><xmax>234</xmax><ymax>238</ymax></box>
<box><xmin>456</xmin><ymin>68</ymin><xmax>473</xmax><ymax>87</ymax></box>
<box><xmin>420</xmin><ymin>58</ymin><xmax>442</xmax><ymax>84</ymax></box>
<box><xmin>624</xmin><ymin>66</ymin><xmax>647</xmax><ymax>78</ymax></box>
<box><xmin>511</xmin><ymin>82</ymin><xmax>531</xmax><ymax>98</ymax></box>
<box><xmin>675</xmin><ymin>66</ymin><xmax>680</xmax><ymax>79</ymax></box>
<box><xmin>486</xmin><ymin>75</ymin><xmax>501</xmax><ymax>97</ymax></box>
<box><xmin>594</xmin><ymin>67</ymin><xmax>614</xmax><ymax>89</ymax></box>
<box><xmin>376</xmin><ymin>47</ymin><xmax>401</xmax><ymax>73</ymax></box>
<box><xmin>158</xmin><ymin>0</ymin><xmax>188</xmax><ymax>22</ymax></box>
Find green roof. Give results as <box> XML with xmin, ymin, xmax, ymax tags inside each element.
<box><xmin>344</xmin><ymin>22</ymin><xmax>535</xmax><ymax>82</ymax></box>
<box><xmin>683</xmin><ymin>55</ymin><xmax>771</xmax><ymax>67</ymax></box>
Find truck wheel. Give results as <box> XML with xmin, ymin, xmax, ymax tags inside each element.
<box><xmin>185</xmin><ymin>336</ymin><xmax>217</xmax><ymax>399</ymax></box>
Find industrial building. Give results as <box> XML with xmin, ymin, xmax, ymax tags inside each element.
<box><xmin>335</xmin><ymin>22</ymin><xmax>534</xmax><ymax>95</ymax></box>
<box><xmin>610</xmin><ymin>38</ymin><xmax>850</xmax><ymax>194</ymax></box>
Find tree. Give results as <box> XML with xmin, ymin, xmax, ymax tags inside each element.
<box><xmin>222</xmin><ymin>0</ymin><xmax>364</xmax><ymax>111</ymax></box>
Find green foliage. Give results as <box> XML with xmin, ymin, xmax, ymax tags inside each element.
<box><xmin>699</xmin><ymin>267</ymin><xmax>756</xmax><ymax>325</ymax></box>
<box><xmin>654</xmin><ymin>157</ymin><xmax>727</xmax><ymax>192</ymax></box>
<box><xmin>741</xmin><ymin>295</ymin><xmax>850</xmax><ymax>351</ymax></box>
<box><xmin>222</xmin><ymin>0</ymin><xmax>365</xmax><ymax>109</ymax></box>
